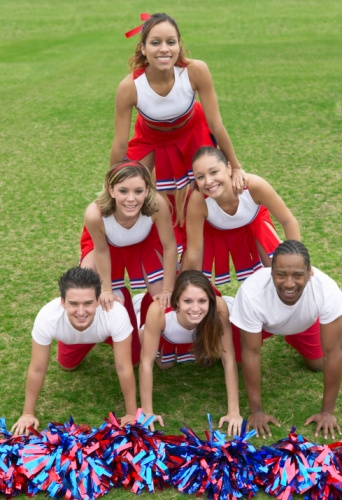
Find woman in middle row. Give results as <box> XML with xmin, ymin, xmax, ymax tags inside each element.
<box><xmin>182</xmin><ymin>146</ymin><xmax>301</xmax><ymax>285</ymax></box>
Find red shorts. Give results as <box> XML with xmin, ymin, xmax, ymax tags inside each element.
<box><xmin>231</xmin><ymin>317</ymin><xmax>322</xmax><ymax>362</ymax></box>
<box><xmin>58</xmin><ymin>287</ymin><xmax>141</xmax><ymax>368</ymax></box>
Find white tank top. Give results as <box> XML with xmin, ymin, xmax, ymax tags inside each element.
<box><xmin>161</xmin><ymin>310</ymin><xmax>195</xmax><ymax>344</ymax></box>
<box><xmin>135</xmin><ymin>66</ymin><xmax>196</xmax><ymax>124</ymax></box>
<box><xmin>102</xmin><ymin>213</ymin><xmax>153</xmax><ymax>247</ymax></box>
<box><xmin>206</xmin><ymin>190</ymin><xmax>260</xmax><ymax>229</ymax></box>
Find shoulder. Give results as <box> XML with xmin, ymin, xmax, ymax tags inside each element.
<box><xmin>311</xmin><ymin>267</ymin><xmax>341</xmax><ymax>290</ymax></box>
<box><xmin>188</xmin><ymin>189</ymin><xmax>207</xmax><ymax>212</ymax></box>
<box><xmin>36</xmin><ymin>298</ymin><xmax>62</xmax><ymax>319</ymax></box>
<box><xmin>98</xmin><ymin>302</ymin><xmax>131</xmax><ymax>331</ymax></box>
<box><xmin>187</xmin><ymin>59</ymin><xmax>210</xmax><ymax>73</ymax></box>
<box><xmin>117</xmin><ymin>73</ymin><xmax>135</xmax><ymax>90</ymax></box>
<box><xmin>116</xmin><ymin>73</ymin><xmax>136</xmax><ymax>102</ymax></box>
<box><xmin>247</xmin><ymin>174</ymin><xmax>269</xmax><ymax>196</ymax></box>
<box><xmin>145</xmin><ymin>300</ymin><xmax>166</xmax><ymax>326</ymax></box>
<box><xmin>186</xmin><ymin>59</ymin><xmax>211</xmax><ymax>86</ymax></box>
<box><xmin>33</xmin><ymin>298</ymin><xmax>64</xmax><ymax>340</ymax></box>
<box><xmin>216</xmin><ymin>296</ymin><xmax>229</xmax><ymax>317</ymax></box>
<box><xmin>84</xmin><ymin>202</ymin><xmax>103</xmax><ymax>222</ymax></box>
<box><xmin>238</xmin><ymin>268</ymin><xmax>272</xmax><ymax>294</ymax></box>
<box><xmin>85</xmin><ymin>201</ymin><xmax>101</xmax><ymax>217</ymax></box>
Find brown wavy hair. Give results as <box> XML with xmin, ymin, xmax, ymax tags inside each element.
<box><xmin>171</xmin><ymin>270</ymin><xmax>223</xmax><ymax>366</ymax></box>
<box><xmin>128</xmin><ymin>13</ymin><xmax>188</xmax><ymax>71</ymax></box>
<box><xmin>96</xmin><ymin>160</ymin><xmax>158</xmax><ymax>217</ymax></box>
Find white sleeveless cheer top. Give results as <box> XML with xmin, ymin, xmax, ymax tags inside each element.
<box><xmin>102</xmin><ymin>213</ymin><xmax>153</xmax><ymax>247</ymax></box>
<box><xmin>135</xmin><ymin>66</ymin><xmax>196</xmax><ymax>125</ymax></box>
<box><xmin>162</xmin><ymin>310</ymin><xmax>195</xmax><ymax>344</ymax></box>
<box><xmin>206</xmin><ymin>190</ymin><xmax>260</xmax><ymax>230</ymax></box>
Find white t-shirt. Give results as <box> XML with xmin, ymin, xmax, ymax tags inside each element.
<box><xmin>230</xmin><ymin>267</ymin><xmax>342</xmax><ymax>335</ymax></box>
<box><xmin>32</xmin><ymin>298</ymin><xmax>133</xmax><ymax>346</ymax></box>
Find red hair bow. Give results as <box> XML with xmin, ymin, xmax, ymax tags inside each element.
<box><xmin>125</xmin><ymin>13</ymin><xmax>151</xmax><ymax>38</ymax></box>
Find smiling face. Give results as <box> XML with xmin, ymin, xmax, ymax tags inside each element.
<box><xmin>61</xmin><ymin>288</ymin><xmax>100</xmax><ymax>331</ymax></box>
<box><xmin>271</xmin><ymin>254</ymin><xmax>312</xmax><ymax>305</ymax></box>
<box><xmin>192</xmin><ymin>154</ymin><xmax>231</xmax><ymax>199</ymax></box>
<box><xmin>141</xmin><ymin>21</ymin><xmax>180</xmax><ymax>70</ymax></box>
<box><xmin>109</xmin><ymin>175</ymin><xmax>149</xmax><ymax>218</ymax></box>
<box><xmin>175</xmin><ymin>284</ymin><xmax>210</xmax><ymax>329</ymax></box>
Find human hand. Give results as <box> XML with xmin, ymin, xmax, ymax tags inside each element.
<box><xmin>218</xmin><ymin>412</ymin><xmax>243</xmax><ymax>437</ymax></box>
<box><xmin>142</xmin><ymin>413</ymin><xmax>165</xmax><ymax>431</ymax></box>
<box><xmin>231</xmin><ymin>165</ymin><xmax>248</xmax><ymax>195</ymax></box>
<box><xmin>119</xmin><ymin>414</ymin><xmax>136</xmax><ymax>427</ymax></box>
<box><xmin>10</xmin><ymin>414</ymin><xmax>39</xmax><ymax>436</ymax></box>
<box><xmin>246</xmin><ymin>411</ymin><xmax>280</xmax><ymax>438</ymax></box>
<box><xmin>152</xmin><ymin>290</ymin><xmax>172</xmax><ymax>309</ymax></box>
<box><xmin>100</xmin><ymin>290</ymin><xmax>124</xmax><ymax>311</ymax></box>
<box><xmin>305</xmin><ymin>411</ymin><xmax>341</xmax><ymax>439</ymax></box>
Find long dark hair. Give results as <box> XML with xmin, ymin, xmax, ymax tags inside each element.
<box><xmin>171</xmin><ymin>270</ymin><xmax>223</xmax><ymax>365</ymax></box>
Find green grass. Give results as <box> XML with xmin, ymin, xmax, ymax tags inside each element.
<box><xmin>1</xmin><ymin>0</ymin><xmax>342</xmax><ymax>498</ymax></box>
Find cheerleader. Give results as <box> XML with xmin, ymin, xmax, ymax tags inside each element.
<box><xmin>138</xmin><ymin>270</ymin><xmax>242</xmax><ymax>436</ymax></box>
<box><xmin>182</xmin><ymin>146</ymin><xmax>300</xmax><ymax>284</ymax></box>
<box><xmin>81</xmin><ymin>160</ymin><xmax>178</xmax><ymax>312</ymax></box>
<box><xmin>110</xmin><ymin>13</ymin><xmax>247</xmax><ymax>243</ymax></box>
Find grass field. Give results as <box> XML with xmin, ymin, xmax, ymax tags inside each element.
<box><xmin>1</xmin><ymin>0</ymin><xmax>342</xmax><ymax>498</ymax></box>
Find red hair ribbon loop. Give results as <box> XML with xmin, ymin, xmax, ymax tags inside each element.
<box><xmin>125</xmin><ymin>13</ymin><xmax>152</xmax><ymax>38</ymax></box>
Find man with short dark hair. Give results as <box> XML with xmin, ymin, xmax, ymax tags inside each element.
<box><xmin>230</xmin><ymin>240</ymin><xmax>342</xmax><ymax>439</ymax></box>
<box><xmin>11</xmin><ymin>267</ymin><xmax>137</xmax><ymax>435</ymax></box>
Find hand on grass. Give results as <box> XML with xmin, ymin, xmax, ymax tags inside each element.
<box><xmin>218</xmin><ymin>412</ymin><xmax>243</xmax><ymax>436</ymax></box>
<box><xmin>246</xmin><ymin>411</ymin><xmax>280</xmax><ymax>438</ymax></box>
<box><xmin>11</xmin><ymin>414</ymin><xmax>39</xmax><ymax>436</ymax></box>
<box><xmin>142</xmin><ymin>413</ymin><xmax>164</xmax><ymax>431</ymax></box>
<box><xmin>119</xmin><ymin>414</ymin><xmax>136</xmax><ymax>427</ymax></box>
<box><xmin>305</xmin><ymin>411</ymin><xmax>341</xmax><ymax>439</ymax></box>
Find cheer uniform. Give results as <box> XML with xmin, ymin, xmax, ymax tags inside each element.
<box><xmin>202</xmin><ymin>189</ymin><xmax>280</xmax><ymax>285</ymax></box>
<box><xmin>137</xmin><ymin>286</ymin><xmax>226</xmax><ymax>365</ymax></box>
<box><xmin>138</xmin><ymin>294</ymin><xmax>196</xmax><ymax>364</ymax></box>
<box><xmin>127</xmin><ymin>66</ymin><xmax>215</xmax><ymax>191</ymax></box>
<box><xmin>80</xmin><ymin>215</ymin><xmax>164</xmax><ymax>364</ymax></box>
<box><xmin>81</xmin><ymin>213</ymin><xmax>164</xmax><ymax>291</ymax></box>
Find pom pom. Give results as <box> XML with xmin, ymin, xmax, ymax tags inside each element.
<box><xmin>253</xmin><ymin>428</ymin><xmax>342</xmax><ymax>499</ymax></box>
<box><xmin>170</xmin><ymin>415</ymin><xmax>259</xmax><ymax>499</ymax></box>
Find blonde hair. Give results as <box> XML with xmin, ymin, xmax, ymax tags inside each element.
<box><xmin>96</xmin><ymin>161</ymin><xmax>158</xmax><ymax>217</ymax></box>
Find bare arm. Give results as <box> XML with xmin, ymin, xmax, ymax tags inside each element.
<box><xmin>11</xmin><ymin>341</ymin><xmax>50</xmax><ymax>435</ymax></box>
<box><xmin>216</xmin><ymin>297</ymin><xmax>243</xmax><ymax>436</ymax></box>
<box><xmin>152</xmin><ymin>194</ymin><xmax>178</xmax><ymax>308</ymax></box>
<box><xmin>113</xmin><ymin>334</ymin><xmax>137</xmax><ymax>426</ymax></box>
<box><xmin>188</xmin><ymin>59</ymin><xmax>246</xmax><ymax>192</ymax></box>
<box><xmin>248</xmin><ymin>174</ymin><xmax>300</xmax><ymax>241</ymax></box>
<box><xmin>305</xmin><ymin>316</ymin><xmax>342</xmax><ymax>438</ymax></box>
<box><xmin>84</xmin><ymin>202</ymin><xmax>120</xmax><ymax>310</ymax></box>
<box><xmin>110</xmin><ymin>75</ymin><xmax>136</xmax><ymax>167</ymax></box>
<box><xmin>241</xmin><ymin>329</ymin><xmax>280</xmax><ymax>437</ymax></box>
<box><xmin>180</xmin><ymin>190</ymin><xmax>207</xmax><ymax>271</ymax></box>
<box><xmin>139</xmin><ymin>302</ymin><xmax>165</xmax><ymax>428</ymax></box>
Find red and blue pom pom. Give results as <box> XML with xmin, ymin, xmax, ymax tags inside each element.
<box><xmin>2</xmin><ymin>416</ymin><xmax>342</xmax><ymax>499</ymax></box>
